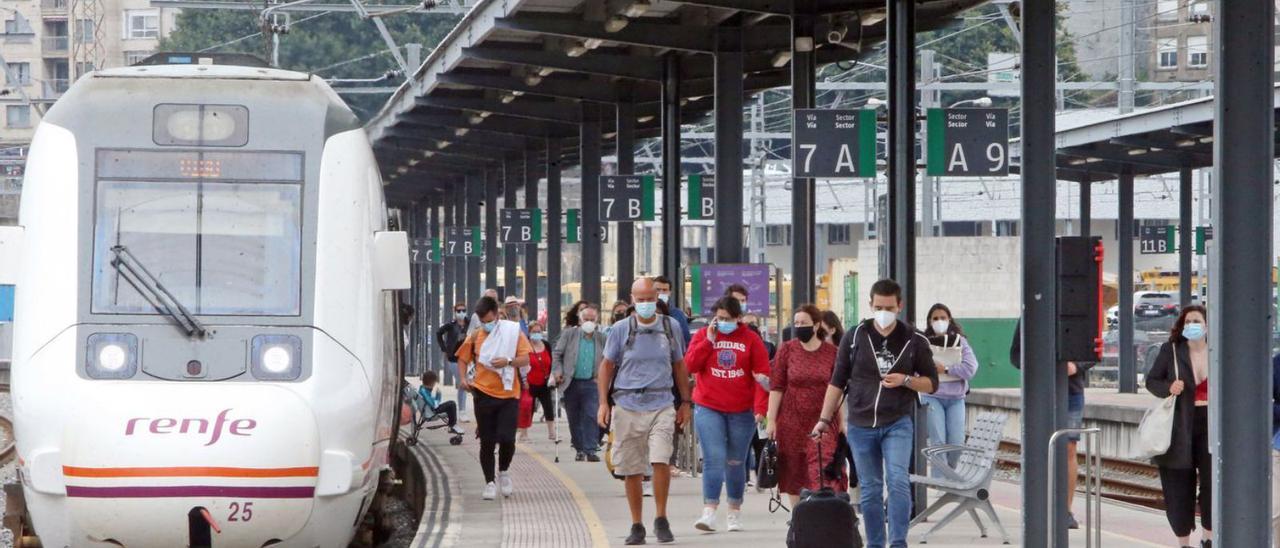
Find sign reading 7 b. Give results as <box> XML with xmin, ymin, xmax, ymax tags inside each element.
<box><xmin>501</xmin><ymin>208</ymin><xmax>543</xmax><ymax>244</ymax></box>
<box><xmin>600</xmin><ymin>175</ymin><xmax>656</xmax><ymax>222</ymax></box>
<box><xmin>444</xmin><ymin>226</ymin><xmax>482</xmax><ymax>257</ymax></box>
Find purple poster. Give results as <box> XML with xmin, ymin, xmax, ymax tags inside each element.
<box><xmin>698</xmin><ymin>264</ymin><xmax>771</xmax><ymax>316</ymax></box>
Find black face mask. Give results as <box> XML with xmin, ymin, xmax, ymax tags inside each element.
<box><xmin>795</xmin><ymin>326</ymin><xmax>816</xmax><ymax>343</ymax></box>
<box><xmin>613</xmin><ymin>312</ymin><xmax>627</xmax><ymax>323</ymax></box>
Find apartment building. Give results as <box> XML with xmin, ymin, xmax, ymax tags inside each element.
<box><xmin>1149</xmin><ymin>0</ymin><xmax>1213</xmax><ymax>82</ymax></box>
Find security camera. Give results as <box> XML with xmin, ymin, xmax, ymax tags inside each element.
<box><xmin>827</xmin><ymin>22</ymin><xmax>848</xmax><ymax>45</ymax></box>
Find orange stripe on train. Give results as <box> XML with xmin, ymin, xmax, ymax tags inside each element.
<box><xmin>62</xmin><ymin>466</ymin><xmax>319</xmax><ymax>478</ymax></box>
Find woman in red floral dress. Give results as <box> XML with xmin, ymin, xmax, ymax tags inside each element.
<box><xmin>766</xmin><ymin>304</ymin><xmax>846</xmax><ymax>506</ymax></box>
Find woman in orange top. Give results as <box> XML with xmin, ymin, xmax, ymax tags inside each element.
<box><xmin>457</xmin><ymin>296</ymin><xmax>532</xmax><ymax>501</ymax></box>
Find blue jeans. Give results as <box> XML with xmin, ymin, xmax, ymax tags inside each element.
<box><xmin>694</xmin><ymin>406</ymin><xmax>756</xmax><ymax>506</ymax></box>
<box><xmin>919</xmin><ymin>395</ymin><xmax>966</xmax><ymax>469</ymax></box>
<box><xmin>563</xmin><ymin>380</ymin><xmax>600</xmax><ymax>453</ymax></box>
<box><xmin>847</xmin><ymin>416</ymin><xmax>914</xmax><ymax>548</ymax></box>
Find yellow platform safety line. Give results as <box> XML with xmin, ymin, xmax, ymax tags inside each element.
<box><xmin>517</xmin><ymin>444</ymin><xmax>610</xmax><ymax>546</ymax></box>
<box><xmin>992</xmin><ymin>502</ymin><xmax>1165</xmax><ymax>547</ymax></box>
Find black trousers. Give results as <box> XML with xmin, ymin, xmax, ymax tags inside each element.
<box><xmin>473</xmin><ymin>390</ymin><xmax>518</xmax><ymax>483</ymax></box>
<box><xmin>432</xmin><ymin>401</ymin><xmax>458</xmax><ymax>428</ymax></box>
<box><xmin>529</xmin><ymin>384</ymin><xmax>555</xmax><ymax>422</ymax></box>
<box><xmin>1158</xmin><ymin>406</ymin><xmax>1211</xmax><ymax>537</ymax></box>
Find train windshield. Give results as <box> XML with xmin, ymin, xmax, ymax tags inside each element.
<box><xmin>91</xmin><ymin>150</ymin><xmax>304</xmax><ymax>317</ymax></box>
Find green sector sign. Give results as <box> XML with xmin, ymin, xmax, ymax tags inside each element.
<box><xmin>1139</xmin><ymin>225</ymin><xmax>1176</xmax><ymax>255</ymax></box>
<box><xmin>686</xmin><ymin>174</ymin><xmax>715</xmax><ymax>220</ymax></box>
<box><xmin>600</xmin><ymin>175</ymin><xmax>657</xmax><ymax>222</ymax></box>
<box><xmin>926</xmin><ymin>108</ymin><xmax>1009</xmax><ymax>176</ymax></box>
<box><xmin>444</xmin><ymin>226</ymin><xmax>482</xmax><ymax>257</ymax></box>
<box><xmin>791</xmin><ymin>109</ymin><xmax>876</xmax><ymax>178</ymax></box>
<box><xmin>566</xmin><ymin>209</ymin><xmax>580</xmax><ymax>243</ymax></box>
<box><xmin>409</xmin><ymin>237</ymin><xmax>440</xmax><ymax>264</ymax></box>
<box><xmin>501</xmin><ymin>208</ymin><xmax>543</xmax><ymax>244</ymax></box>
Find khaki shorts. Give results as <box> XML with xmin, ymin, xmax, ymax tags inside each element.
<box><xmin>611</xmin><ymin>406</ymin><xmax>676</xmax><ymax>477</ymax></box>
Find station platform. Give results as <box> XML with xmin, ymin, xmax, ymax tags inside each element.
<box><xmin>405</xmin><ymin>385</ymin><xmax>1177</xmax><ymax>547</ymax></box>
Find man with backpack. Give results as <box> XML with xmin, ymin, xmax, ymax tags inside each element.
<box><xmin>597</xmin><ymin>277</ymin><xmax>692</xmax><ymax>545</ymax></box>
<box><xmin>437</xmin><ymin>302</ymin><xmax>470</xmax><ymax>418</ymax></box>
<box><xmin>812</xmin><ymin>279</ymin><xmax>938</xmax><ymax>548</ymax></box>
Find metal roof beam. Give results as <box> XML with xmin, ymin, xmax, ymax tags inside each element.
<box><xmin>438</xmin><ymin>71</ymin><xmax>640</xmax><ymax>104</ymax></box>
<box><xmin>414</xmin><ymin>95</ymin><xmax>583</xmax><ymax>124</ymax></box>
<box><xmin>493</xmin><ymin>14</ymin><xmax>719</xmax><ymax>52</ymax></box>
<box><xmin>665</xmin><ymin>0</ymin><xmax>869</xmax><ymax>16</ymax></box>
<box><xmin>380</xmin><ymin>138</ymin><xmax>504</xmax><ymax>163</ymax></box>
<box><xmin>400</xmin><ymin>109</ymin><xmax>574</xmax><ymax>139</ymax></box>
<box><xmin>1108</xmin><ymin>137</ymin><xmax>1213</xmax><ymax>165</ymax></box>
<box><xmin>461</xmin><ymin>46</ymin><xmax>663</xmax><ymax>81</ymax></box>
<box><xmin>1059</xmin><ymin>146</ymin><xmax>1189</xmax><ymax>169</ymax></box>
<box><xmin>388</xmin><ymin>124</ymin><xmax>533</xmax><ymax>151</ymax></box>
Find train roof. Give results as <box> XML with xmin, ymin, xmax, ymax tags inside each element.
<box><xmin>94</xmin><ymin>64</ymin><xmax>312</xmax><ymax>82</ymax></box>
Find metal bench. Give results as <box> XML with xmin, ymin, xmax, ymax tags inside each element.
<box><xmin>908</xmin><ymin>411</ymin><xmax>1011</xmax><ymax>544</ymax></box>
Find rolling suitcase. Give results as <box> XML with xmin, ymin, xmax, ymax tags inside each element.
<box><xmin>787</xmin><ymin>439</ymin><xmax>863</xmax><ymax>548</ymax></box>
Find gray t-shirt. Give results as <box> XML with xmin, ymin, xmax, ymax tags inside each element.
<box><xmin>604</xmin><ymin>316</ymin><xmax>686</xmax><ymax>412</ymax></box>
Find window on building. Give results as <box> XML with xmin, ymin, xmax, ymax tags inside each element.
<box><xmin>865</xmin><ymin>221</ymin><xmax>877</xmax><ymax>239</ymax></box>
<box><xmin>942</xmin><ymin>221</ymin><xmax>981</xmax><ymax>237</ymax></box>
<box><xmin>4</xmin><ymin>14</ymin><xmax>34</xmax><ymax>36</ymax></box>
<box><xmin>1187</xmin><ymin>35</ymin><xmax>1208</xmax><ymax>67</ymax></box>
<box><xmin>995</xmin><ymin>220</ymin><xmax>1019</xmax><ymax>237</ymax></box>
<box><xmin>1189</xmin><ymin>1</ymin><xmax>1209</xmax><ymax>19</ymax></box>
<box><xmin>1158</xmin><ymin>38</ymin><xmax>1178</xmax><ymax>69</ymax></box>
<box><xmin>123</xmin><ymin>9</ymin><xmax>159</xmax><ymax>39</ymax></box>
<box><xmin>1157</xmin><ymin>0</ymin><xmax>1179</xmax><ymax>21</ymax></box>
<box><xmin>6</xmin><ymin>105</ymin><xmax>31</xmax><ymax>129</ymax></box>
<box><xmin>5</xmin><ymin>63</ymin><xmax>30</xmax><ymax>86</ymax></box>
<box><xmin>124</xmin><ymin>50</ymin><xmax>151</xmax><ymax>65</ymax></box>
<box><xmin>828</xmin><ymin>223</ymin><xmax>852</xmax><ymax>245</ymax></box>
<box><xmin>765</xmin><ymin>225</ymin><xmax>791</xmax><ymax>246</ymax></box>
<box><xmin>75</xmin><ymin>18</ymin><xmax>93</xmax><ymax>43</ymax></box>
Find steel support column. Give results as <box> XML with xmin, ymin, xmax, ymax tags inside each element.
<box><xmin>581</xmin><ymin>103</ymin><xmax>604</xmax><ymax>305</ymax></box>
<box><xmin>791</xmin><ymin>2</ymin><xmax>817</xmax><ymax>306</ymax></box>
<box><xmin>453</xmin><ymin>192</ymin><xmax>467</xmax><ymax>311</ymax></box>
<box><xmin>661</xmin><ymin>53</ymin><xmax>683</xmax><ymax>307</ymax></box>
<box><xmin>1178</xmin><ymin>167</ymin><xmax>1194</xmax><ymax>307</ymax></box>
<box><xmin>429</xmin><ymin>201</ymin><xmax>442</xmax><ymax>373</ymax></box>
<box><xmin>616</xmin><ymin>100</ymin><xmax>636</xmax><ymax>302</ymax></box>
<box><xmin>524</xmin><ymin>146</ymin><xmax>540</xmax><ymax>322</ymax></box>
<box><xmin>1118</xmin><ymin>171</ymin><xmax>1136</xmax><ymax>395</ymax></box>
<box><xmin>714</xmin><ymin>28</ymin><xmax>745</xmax><ymax>263</ymax></box>
<box><xmin>485</xmin><ymin>168</ymin><xmax>500</xmax><ymax>292</ymax></box>
<box><xmin>504</xmin><ymin>156</ymin><xmax>520</xmax><ymax>297</ymax></box>
<box><xmin>1212</xmin><ymin>0</ymin><xmax>1275</xmax><ymax>541</ymax></box>
<box><xmin>466</xmin><ymin>173</ymin><xmax>482</xmax><ymax>307</ymax></box>
<box><xmin>1079</xmin><ymin>181</ymin><xmax>1091</xmax><ymax>238</ymax></box>
<box><xmin>546</xmin><ymin>138</ymin><xmax>563</xmax><ymax>340</ymax></box>
<box><xmin>1019</xmin><ymin>1</ymin><xmax>1060</xmax><ymax>544</ymax></box>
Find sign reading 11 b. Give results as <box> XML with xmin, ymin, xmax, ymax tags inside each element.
<box><xmin>926</xmin><ymin>108</ymin><xmax>1009</xmax><ymax>176</ymax></box>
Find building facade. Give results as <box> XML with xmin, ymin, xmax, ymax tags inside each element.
<box><xmin>1149</xmin><ymin>0</ymin><xmax>1213</xmax><ymax>82</ymax></box>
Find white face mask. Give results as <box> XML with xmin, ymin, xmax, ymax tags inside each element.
<box><xmin>658</xmin><ymin>292</ymin><xmax>670</xmax><ymax>303</ymax></box>
<box><xmin>931</xmin><ymin>320</ymin><xmax>950</xmax><ymax>334</ymax></box>
<box><xmin>580</xmin><ymin>321</ymin><xmax>597</xmax><ymax>334</ymax></box>
<box><xmin>873</xmin><ymin>310</ymin><xmax>897</xmax><ymax>330</ymax></box>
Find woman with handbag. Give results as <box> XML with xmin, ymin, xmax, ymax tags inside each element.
<box><xmin>766</xmin><ymin>304</ymin><xmax>847</xmax><ymax>508</ymax></box>
<box><xmin>920</xmin><ymin>303</ymin><xmax>980</xmax><ymax>468</ymax></box>
<box><xmin>1145</xmin><ymin>305</ymin><xmax>1212</xmax><ymax>548</ymax></box>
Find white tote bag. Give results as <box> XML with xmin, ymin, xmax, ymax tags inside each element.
<box><xmin>1132</xmin><ymin>344</ymin><xmax>1180</xmax><ymax>460</ymax></box>
<box><xmin>930</xmin><ymin>334</ymin><xmax>963</xmax><ymax>383</ymax></box>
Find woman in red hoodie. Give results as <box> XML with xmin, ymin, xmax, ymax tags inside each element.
<box><xmin>685</xmin><ymin>296</ymin><xmax>770</xmax><ymax>534</ymax></box>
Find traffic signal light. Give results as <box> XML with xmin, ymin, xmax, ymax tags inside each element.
<box><xmin>1057</xmin><ymin>236</ymin><xmax>1104</xmax><ymax>363</ymax></box>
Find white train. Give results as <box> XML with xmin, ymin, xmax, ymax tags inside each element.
<box><xmin>5</xmin><ymin>54</ymin><xmax>412</xmax><ymax>547</ymax></box>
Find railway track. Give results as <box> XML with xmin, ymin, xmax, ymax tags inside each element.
<box><xmin>994</xmin><ymin>440</ymin><xmax>1165</xmax><ymax>510</ymax></box>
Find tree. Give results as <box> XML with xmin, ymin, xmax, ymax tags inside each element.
<box><xmin>159</xmin><ymin>9</ymin><xmax>458</xmax><ymax>119</ymax></box>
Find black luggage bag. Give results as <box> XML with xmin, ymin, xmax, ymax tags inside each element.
<box><xmin>786</xmin><ymin>439</ymin><xmax>863</xmax><ymax>548</ymax></box>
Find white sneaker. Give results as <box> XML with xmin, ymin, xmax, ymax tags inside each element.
<box><xmin>694</xmin><ymin>507</ymin><xmax>717</xmax><ymax>532</ymax></box>
<box><xmin>726</xmin><ymin>511</ymin><xmax>743</xmax><ymax>532</ymax></box>
<box><xmin>499</xmin><ymin>471</ymin><xmax>513</xmax><ymax>497</ymax></box>
<box><xmin>643</xmin><ymin>480</ymin><xmax>653</xmax><ymax>497</ymax></box>
<box><xmin>482</xmin><ymin>482</ymin><xmax>497</xmax><ymax>500</ymax></box>
<box><xmin>449</xmin><ymin>425</ymin><xmax>465</xmax><ymax>435</ymax></box>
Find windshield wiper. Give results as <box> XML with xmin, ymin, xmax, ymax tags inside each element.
<box><xmin>111</xmin><ymin>245</ymin><xmax>208</xmax><ymax>338</ymax></box>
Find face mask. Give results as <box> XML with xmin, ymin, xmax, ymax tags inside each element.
<box><xmin>873</xmin><ymin>310</ymin><xmax>896</xmax><ymax>330</ymax></box>
<box><xmin>531</xmin><ymin>333</ymin><xmax>544</xmax><ymax>342</ymax></box>
<box><xmin>482</xmin><ymin>320</ymin><xmax>498</xmax><ymax>333</ymax></box>
<box><xmin>1183</xmin><ymin>323</ymin><xmax>1206</xmax><ymax>341</ymax></box>
<box><xmin>716</xmin><ymin>320</ymin><xmax>737</xmax><ymax>335</ymax></box>
<box><xmin>635</xmin><ymin>302</ymin><xmax>657</xmax><ymax>319</ymax></box>
<box><xmin>455</xmin><ymin>311</ymin><xmax>467</xmax><ymax>320</ymax></box>
<box><xmin>658</xmin><ymin>293</ymin><xmax>670</xmax><ymax>303</ymax></box>
<box><xmin>796</xmin><ymin>326</ymin><xmax>816</xmax><ymax>343</ymax></box>
<box><xmin>613</xmin><ymin>312</ymin><xmax>627</xmax><ymax>322</ymax></box>
<box><xmin>931</xmin><ymin>320</ymin><xmax>950</xmax><ymax>334</ymax></box>
<box><xmin>580</xmin><ymin>321</ymin><xmax>597</xmax><ymax>334</ymax></box>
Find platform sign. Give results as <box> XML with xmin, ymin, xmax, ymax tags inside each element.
<box><xmin>410</xmin><ymin>237</ymin><xmax>441</xmax><ymax>264</ymax></box>
<box><xmin>926</xmin><ymin>108</ymin><xmax>1009</xmax><ymax>176</ymax></box>
<box><xmin>791</xmin><ymin>109</ymin><xmax>877</xmax><ymax>178</ymax></box>
<box><xmin>563</xmin><ymin>209</ymin><xmax>608</xmax><ymax>243</ymax></box>
<box><xmin>444</xmin><ymin>226</ymin><xmax>482</xmax><ymax>257</ymax></box>
<box><xmin>1196</xmin><ymin>226</ymin><xmax>1213</xmax><ymax>256</ymax></box>
<box><xmin>689</xmin><ymin>263</ymin><xmax>772</xmax><ymax>316</ymax></box>
<box><xmin>501</xmin><ymin>208</ymin><xmax>543</xmax><ymax>244</ymax></box>
<box><xmin>600</xmin><ymin>175</ymin><xmax>656</xmax><ymax>222</ymax></box>
<box><xmin>686</xmin><ymin>174</ymin><xmax>715</xmax><ymax>220</ymax></box>
<box><xmin>1139</xmin><ymin>226</ymin><xmax>1176</xmax><ymax>255</ymax></box>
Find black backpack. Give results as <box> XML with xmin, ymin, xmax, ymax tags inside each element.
<box><xmin>606</xmin><ymin>315</ymin><xmax>682</xmax><ymax>407</ymax></box>
<box><xmin>787</xmin><ymin>439</ymin><xmax>863</xmax><ymax>548</ymax></box>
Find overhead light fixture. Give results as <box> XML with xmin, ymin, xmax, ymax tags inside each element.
<box><xmin>501</xmin><ymin>94</ymin><xmax>516</xmax><ymax>104</ymax></box>
<box><xmin>865</xmin><ymin>97</ymin><xmax>886</xmax><ymax>108</ymax></box>
<box><xmin>566</xmin><ymin>43</ymin><xmax>589</xmax><ymax>57</ymax></box>
<box><xmin>1086</xmin><ymin>157</ymin><xmax>1103</xmax><ymax>163</ymax></box>
<box><xmin>861</xmin><ymin>9</ymin><xmax>887</xmax><ymax>26</ymax></box>
<box><xmin>1199</xmin><ymin>136</ymin><xmax>1213</xmax><ymax>144</ymax></box>
<box><xmin>454</xmin><ymin>127</ymin><xmax>470</xmax><ymax>137</ymax></box>
<box><xmin>605</xmin><ymin>15</ymin><xmax>629</xmax><ymax>33</ymax></box>
<box><xmin>469</xmin><ymin>114</ymin><xmax>485</xmax><ymax>125</ymax></box>
<box><xmin>1176</xmin><ymin>138</ymin><xmax>1197</xmax><ymax>147</ymax></box>
<box><xmin>524</xmin><ymin>73</ymin><xmax>543</xmax><ymax>86</ymax></box>
<box><xmin>637</xmin><ymin>115</ymin><xmax>655</xmax><ymax>123</ymax></box>
<box><xmin>511</xmin><ymin>90</ymin><xmax>525</xmax><ymax>97</ymax></box>
<box><xmin>422</xmin><ymin>150</ymin><xmax>435</xmax><ymax>158</ymax></box>
<box><xmin>397</xmin><ymin>166</ymin><xmax>409</xmax><ymax>174</ymax></box>
<box><xmin>437</xmin><ymin>140</ymin><xmax>451</xmax><ymax>149</ymax></box>
<box><xmin>1128</xmin><ymin>148</ymin><xmax>1148</xmax><ymax>155</ymax></box>
<box><xmin>583</xmin><ymin>38</ymin><xmax>604</xmax><ymax>50</ymax></box>
<box><xmin>537</xmin><ymin>67</ymin><xmax>555</xmax><ymax>77</ymax></box>
<box><xmin>794</xmin><ymin>36</ymin><xmax>815</xmax><ymax>53</ymax></box>
<box><xmin>621</xmin><ymin>0</ymin><xmax>650</xmax><ymax>18</ymax></box>
<box><xmin>1069</xmin><ymin>158</ymin><xmax>1087</xmax><ymax>166</ymax></box>
<box><xmin>771</xmin><ymin>50</ymin><xmax>792</xmax><ymax>68</ymax></box>
<box><xmin>408</xmin><ymin>158</ymin><xmax>420</xmax><ymax>166</ymax></box>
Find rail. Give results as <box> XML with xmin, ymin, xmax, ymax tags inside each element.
<box><xmin>1049</xmin><ymin>427</ymin><xmax>1102</xmax><ymax>548</ymax></box>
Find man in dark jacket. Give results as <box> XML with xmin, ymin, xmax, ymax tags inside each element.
<box><xmin>436</xmin><ymin>302</ymin><xmax>470</xmax><ymax>415</ymax></box>
<box><xmin>1009</xmin><ymin>320</ymin><xmax>1093</xmax><ymax>529</ymax></box>
<box><xmin>813</xmin><ymin>278</ymin><xmax>937</xmax><ymax>548</ymax></box>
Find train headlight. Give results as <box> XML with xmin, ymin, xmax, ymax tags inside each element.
<box><xmin>251</xmin><ymin>335</ymin><xmax>302</xmax><ymax>381</ymax></box>
<box><xmin>85</xmin><ymin>333</ymin><xmax>138</xmax><ymax>379</ymax></box>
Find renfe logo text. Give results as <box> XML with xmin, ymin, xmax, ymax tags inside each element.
<box><xmin>125</xmin><ymin>409</ymin><xmax>257</xmax><ymax>446</ymax></box>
